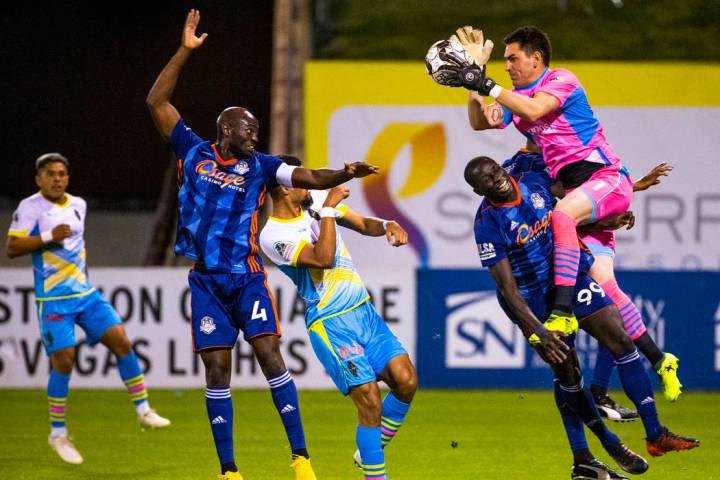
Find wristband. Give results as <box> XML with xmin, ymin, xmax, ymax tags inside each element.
<box><xmin>532</xmin><ymin>324</ymin><xmax>548</xmax><ymax>337</ymax></box>
<box><xmin>40</xmin><ymin>231</ymin><xmax>54</xmax><ymax>244</ymax></box>
<box><xmin>488</xmin><ymin>84</ymin><xmax>503</xmax><ymax>99</ymax></box>
<box><xmin>382</xmin><ymin>220</ymin><xmax>390</xmax><ymax>232</ymax></box>
<box><xmin>319</xmin><ymin>207</ymin><xmax>338</xmax><ymax>218</ymax></box>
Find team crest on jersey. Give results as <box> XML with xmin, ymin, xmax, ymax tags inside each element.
<box><xmin>199</xmin><ymin>316</ymin><xmax>217</xmax><ymax>334</ymax></box>
<box><xmin>530</xmin><ymin>193</ymin><xmax>545</xmax><ymax>209</ymax></box>
<box><xmin>233</xmin><ymin>161</ymin><xmax>250</xmax><ymax>175</ymax></box>
<box><xmin>274</xmin><ymin>241</ymin><xmax>295</xmax><ymax>261</ymax></box>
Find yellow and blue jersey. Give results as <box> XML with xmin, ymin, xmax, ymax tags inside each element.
<box><xmin>171</xmin><ymin>117</ymin><xmax>284</xmax><ymax>273</ymax></box>
<box><xmin>8</xmin><ymin>192</ymin><xmax>94</xmax><ymax>301</ymax></box>
<box><xmin>474</xmin><ymin>170</ymin><xmax>594</xmax><ymax>297</ymax></box>
<box><xmin>259</xmin><ymin>191</ymin><xmax>370</xmax><ymax>328</ymax></box>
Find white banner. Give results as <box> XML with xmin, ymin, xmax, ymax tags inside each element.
<box><xmin>327</xmin><ymin>106</ymin><xmax>720</xmax><ymax>270</ymax></box>
<box><xmin>0</xmin><ymin>267</ymin><xmax>415</xmax><ymax>389</ymax></box>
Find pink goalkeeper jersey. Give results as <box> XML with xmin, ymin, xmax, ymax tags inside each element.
<box><xmin>501</xmin><ymin>68</ymin><xmax>622</xmax><ymax>180</ymax></box>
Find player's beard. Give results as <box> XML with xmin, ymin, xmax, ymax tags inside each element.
<box><xmin>300</xmin><ymin>193</ymin><xmax>314</xmax><ymax>210</ymax></box>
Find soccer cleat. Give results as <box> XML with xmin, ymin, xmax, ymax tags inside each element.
<box><xmin>529</xmin><ymin>312</ymin><xmax>579</xmax><ymax>345</ymax></box>
<box><xmin>655</xmin><ymin>353</ymin><xmax>682</xmax><ymax>402</ymax></box>
<box><xmin>353</xmin><ymin>449</ymin><xmax>363</xmax><ymax>470</ymax></box>
<box><xmin>571</xmin><ymin>458</ymin><xmax>629</xmax><ymax>479</ymax></box>
<box><xmin>48</xmin><ymin>434</ymin><xmax>83</xmax><ymax>464</ymax></box>
<box><xmin>290</xmin><ymin>455</ymin><xmax>317</xmax><ymax>480</ymax></box>
<box><xmin>593</xmin><ymin>392</ymin><xmax>639</xmax><ymax>422</ymax></box>
<box><xmin>606</xmin><ymin>442</ymin><xmax>648</xmax><ymax>475</ymax></box>
<box><xmin>138</xmin><ymin>408</ymin><xmax>171</xmax><ymax>429</ymax></box>
<box><xmin>217</xmin><ymin>472</ymin><xmax>243</xmax><ymax>480</ymax></box>
<box><xmin>646</xmin><ymin>428</ymin><xmax>699</xmax><ymax>457</ymax></box>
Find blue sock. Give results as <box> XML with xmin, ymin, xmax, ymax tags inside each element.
<box><xmin>591</xmin><ymin>346</ymin><xmax>615</xmax><ymax>391</ymax></box>
<box><xmin>48</xmin><ymin>370</ymin><xmax>70</xmax><ymax>435</ymax></box>
<box><xmin>206</xmin><ymin>387</ymin><xmax>235</xmax><ymax>467</ymax></box>
<box><xmin>380</xmin><ymin>392</ymin><xmax>411</xmax><ymax>448</ymax></box>
<box><xmin>268</xmin><ymin>371</ymin><xmax>307</xmax><ymax>456</ymax></box>
<box><xmin>117</xmin><ymin>352</ymin><xmax>149</xmax><ymax>410</ymax></box>
<box><xmin>553</xmin><ymin>380</ymin><xmax>588</xmax><ymax>452</ymax></box>
<box><xmin>356</xmin><ymin>425</ymin><xmax>386</xmax><ymax>479</ymax></box>
<box><xmin>559</xmin><ymin>378</ymin><xmax>620</xmax><ymax>449</ymax></box>
<box><xmin>615</xmin><ymin>349</ymin><xmax>664</xmax><ymax>440</ymax></box>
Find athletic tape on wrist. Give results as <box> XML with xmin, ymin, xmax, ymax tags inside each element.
<box><xmin>319</xmin><ymin>207</ymin><xmax>338</xmax><ymax>218</ymax></box>
<box><xmin>488</xmin><ymin>84</ymin><xmax>503</xmax><ymax>99</ymax></box>
<box><xmin>40</xmin><ymin>231</ymin><xmax>54</xmax><ymax>244</ymax></box>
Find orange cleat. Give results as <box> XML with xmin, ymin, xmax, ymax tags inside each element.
<box><xmin>646</xmin><ymin>429</ymin><xmax>700</xmax><ymax>457</ymax></box>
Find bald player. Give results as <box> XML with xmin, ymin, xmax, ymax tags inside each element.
<box><xmin>147</xmin><ymin>10</ymin><xmax>378</xmax><ymax>480</ymax></box>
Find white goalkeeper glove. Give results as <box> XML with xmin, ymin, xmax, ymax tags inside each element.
<box><xmin>450</xmin><ymin>26</ymin><xmax>494</xmax><ymax>66</ymax></box>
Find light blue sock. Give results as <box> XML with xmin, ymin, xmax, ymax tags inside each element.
<box><xmin>380</xmin><ymin>392</ymin><xmax>410</xmax><ymax>448</ymax></box>
<box><xmin>357</xmin><ymin>425</ymin><xmax>386</xmax><ymax>479</ymax></box>
<box><xmin>48</xmin><ymin>370</ymin><xmax>70</xmax><ymax>436</ymax></box>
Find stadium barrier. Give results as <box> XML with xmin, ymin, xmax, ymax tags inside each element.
<box><xmin>1</xmin><ymin>267</ymin><xmax>718</xmax><ymax>390</ymax></box>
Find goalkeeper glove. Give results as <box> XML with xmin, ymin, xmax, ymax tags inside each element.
<box><xmin>458</xmin><ymin>64</ymin><xmax>502</xmax><ymax>98</ymax></box>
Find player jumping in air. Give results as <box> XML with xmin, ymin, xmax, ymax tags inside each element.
<box><xmin>449</xmin><ymin>26</ymin><xmax>640</xmax><ymax>349</ymax></box>
<box><xmin>260</xmin><ymin>156</ymin><xmax>416</xmax><ymax>480</ymax></box>
<box><xmin>464</xmin><ymin>155</ymin><xmax>699</xmax><ymax>478</ymax></box>
<box><xmin>146</xmin><ymin>10</ymin><xmax>378</xmax><ymax>480</ymax></box>
<box><xmin>503</xmin><ymin>149</ymin><xmax>681</xmax><ymax>421</ymax></box>
<box><xmin>6</xmin><ymin>153</ymin><xmax>170</xmax><ymax>465</ymax></box>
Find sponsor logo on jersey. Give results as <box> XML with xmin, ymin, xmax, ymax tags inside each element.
<box><xmin>338</xmin><ymin>342</ymin><xmax>364</xmax><ymax>360</ymax></box>
<box><xmin>510</xmin><ymin>221</ymin><xmax>519</xmax><ymax>230</ymax></box>
<box><xmin>516</xmin><ymin>213</ymin><xmax>550</xmax><ymax>245</ymax></box>
<box><xmin>199</xmin><ymin>316</ymin><xmax>217</xmax><ymax>334</ymax></box>
<box><xmin>195</xmin><ymin>159</ymin><xmax>246</xmax><ymax>190</ymax></box>
<box><xmin>45</xmin><ymin>313</ymin><xmax>64</xmax><ymax>323</ymax></box>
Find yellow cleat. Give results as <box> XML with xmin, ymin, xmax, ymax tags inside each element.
<box><xmin>528</xmin><ymin>311</ymin><xmax>578</xmax><ymax>345</ymax></box>
<box><xmin>656</xmin><ymin>353</ymin><xmax>682</xmax><ymax>402</ymax></box>
<box><xmin>290</xmin><ymin>455</ymin><xmax>317</xmax><ymax>480</ymax></box>
<box><xmin>217</xmin><ymin>471</ymin><xmax>243</xmax><ymax>480</ymax></box>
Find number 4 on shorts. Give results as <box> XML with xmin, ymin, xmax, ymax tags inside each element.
<box><xmin>252</xmin><ymin>300</ymin><xmax>268</xmax><ymax>321</ymax></box>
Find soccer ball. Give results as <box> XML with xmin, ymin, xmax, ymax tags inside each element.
<box><xmin>425</xmin><ymin>39</ymin><xmax>472</xmax><ymax>86</ymax></box>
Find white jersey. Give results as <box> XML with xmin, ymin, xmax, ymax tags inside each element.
<box><xmin>8</xmin><ymin>192</ymin><xmax>94</xmax><ymax>300</ymax></box>
<box><xmin>260</xmin><ymin>191</ymin><xmax>369</xmax><ymax>328</ymax></box>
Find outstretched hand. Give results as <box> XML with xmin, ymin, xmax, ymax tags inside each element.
<box><xmin>344</xmin><ymin>162</ymin><xmax>379</xmax><ymax>178</ymax></box>
<box><xmin>324</xmin><ymin>186</ymin><xmax>350</xmax><ymax>208</ymax></box>
<box><xmin>633</xmin><ymin>162</ymin><xmax>673</xmax><ymax>192</ymax></box>
<box><xmin>450</xmin><ymin>26</ymin><xmax>494</xmax><ymax>66</ymax></box>
<box><xmin>182</xmin><ymin>9</ymin><xmax>208</xmax><ymax>50</ymax></box>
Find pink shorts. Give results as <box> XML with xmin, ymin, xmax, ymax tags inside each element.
<box><xmin>572</xmin><ymin>164</ymin><xmax>633</xmax><ymax>254</ymax></box>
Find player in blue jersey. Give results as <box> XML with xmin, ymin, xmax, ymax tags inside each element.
<box><xmin>146</xmin><ymin>10</ymin><xmax>378</xmax><ymax>480</ymax></box>
<box><xmin>464</xmin><ymin>156</ymin><xmax>699</xmax><ymax>478</ymax></box>
<box><xmin>504</xmin><ymin>149</ymin><xmax>681</xmax><ymax>421</ymax></box>
<box><xmin>6</xmin><ymin>153</ymin><xmax>170</xmax><ymax>465</ymax></box>
<box><xmin>260</xmin><ymin>156</ymin><xmax>416</xmax><ymax>480</ymax></box>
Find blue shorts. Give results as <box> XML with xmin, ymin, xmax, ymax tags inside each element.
<box><xmin>189</xmin><ymin>268</ymin><xmax>280</xmax><ymax>351</ymax></box>
<box><xmin>37</xmin><ymin>290</ymin><xmax>123</xmax><ymax>355</ymax></box>
<box><xmin>307</xmin><ymin>300</ymin><xmax>407</xmax><ymax>395</ymax></box>
<box><xmin>498</xmin><ymin>271</ymin><xmax>614</xmax><ymax>327</ymax></box>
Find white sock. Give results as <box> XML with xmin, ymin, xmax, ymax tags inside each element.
<box><xmin>135</xmin><ymin>400</ymin><xmax>150</xmax><ymax>416</ymax></box>
<box><xmin>51</xmin><ymin>426</ymin><xmax>68</xmax><ymax>438</ymax></box>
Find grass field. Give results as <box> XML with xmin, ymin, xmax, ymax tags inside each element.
<box><xmin>0</xmin><ymin>389</ymin><xmax>717</xmax><ymax>479</ymax></box>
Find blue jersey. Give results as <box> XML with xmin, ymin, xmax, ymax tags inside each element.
<box><xmin>501</xmin><ymin>149</ymin><xmax>548</xmax><ymax>177</ymax></box>
<box><xmin>474</xmin><ymin>171</ymin><xmax>593</xmax><ymax>296</ymax></box>
<box><xmin>171</xmin><ymin>118</ymin><xmax>283</xmax><ymax>273</ymax></box>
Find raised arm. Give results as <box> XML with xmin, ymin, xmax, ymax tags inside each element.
<box><xmin>289</xmin><ymin>162</ymin><xmax>379</xmax><ymax>190</ymax></box>
<box><xmin>468</xmin><ymin>91</ymin><xmax>505</xmax><ymax>130</ymax></box>
<box><xmin>146</xmin><ymin>9</ymin><xmax>208</xmax><ymax>140</ymax></box>
<box><xmin>294</xmin><ymin>187</ymin><xmax>349</xmax><ymax>268</ymax></box>
<box><xmin>633</xmin><ymin>162</ymin><xmax>673</xmax><ymax>192</ymax></box>
<box><xmin>489</xmin><ymin>258</ymin><xmax>569</xmax><ymax>363</ymax></box>
<box><xmin>338</xmin><ymin>209</ymin><xmax>408</xmax><ymax>247</ymax></box>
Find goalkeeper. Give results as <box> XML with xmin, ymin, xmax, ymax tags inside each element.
<box><xmin>464</xmin><ymin>154</ymin><xmax>699</xmax><ymax>477</ymax></box>
<box><xmin>444</xmin><ymin>26</ymin><xmax>639</xmax><ymax>354</ymax></box>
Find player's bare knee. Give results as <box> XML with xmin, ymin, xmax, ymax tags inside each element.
<box><xmin>51</xmin><ymin>349</ymin><xmax>75</xmax><ymax>375</ymax></box>
<box><xmin>392</xmin><ymin>366</ymin><xmax>418</xmax><ymax>402</ymax></box>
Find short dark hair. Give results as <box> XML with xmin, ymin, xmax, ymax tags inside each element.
<box><xmin>35</xmin><ymin>152</ymin><xmax>69</xmax><ymax>172</ymax></box>
<box><xmin>276</xmin><ymin>154</ymin><xmax>302</xmax><ymax>167</ymax></box>
<box><xmin>504</xmin><ymin>26</ymin><xmax>552</xmax><ymax>66</ymax></box>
